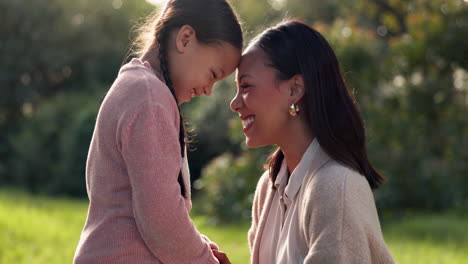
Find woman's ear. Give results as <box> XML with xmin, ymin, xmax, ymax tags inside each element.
<box><xmin>289</xmin><ymin>74</ymin><xmax>305</xmax><ymax>103</ymax></box>
<box><xmin>175</xmin><ymin>25</ymin><xmax>196</xmax><ymax>53</ymax></box>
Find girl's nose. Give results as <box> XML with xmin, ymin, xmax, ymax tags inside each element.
<box><xmin>204</xmin><ymin>84</ymin><xmax>213</xmax><ymax>96</ymax></box>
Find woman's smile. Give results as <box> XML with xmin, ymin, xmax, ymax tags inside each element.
<box><xmin>241</xmin><ymin>115</ymin><xmax>256</xmax><ymax>133</ymax></box>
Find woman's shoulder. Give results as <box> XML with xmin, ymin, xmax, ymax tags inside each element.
<box><xmin>304</xmin><ymin>160</ymin><xmax>373</xmax><ymax>204</ymax></box>
<box><xmin>255</xmin><ymin>170</ymin><xmax>271</xmax><ymax>193</ymax></box>
<box><xmin>250</xmin><ymin>169</ymin><xmax>273</xmax><ymax>218</ymax></box>
<box><xmin>251</xmin><ymin>170</ymin><xmax>273</xmax><ymax>203</ymax></box>
<box><xmin>312</xmin><ymin>160</ymin><xmax>368</xmax><ymax>186</ymax></box>
<box><xmin>300</xmin><ymin>160</ymin><xmax>379</xmax><ymax>233</ymax></box>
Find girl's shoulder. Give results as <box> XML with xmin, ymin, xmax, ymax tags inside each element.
<box><xmin>95</xmin><ymin>58</ymin><xmax>179</xmax><ymax>132</ymax></box>
<box><xmin>117</xmin><ymin>58</ymin><xmax>173</xmax><ymax>104</ymax></box>
<box><xmin>104</xmin><ymin>58</ymin><xmax>177</xmax><ymax>115</ymax></box>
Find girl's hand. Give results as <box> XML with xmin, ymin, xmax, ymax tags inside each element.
<box><xmin>212</xmin><ymin>249</ymin><xmax>231</xmax><ymax>264</ymax></box>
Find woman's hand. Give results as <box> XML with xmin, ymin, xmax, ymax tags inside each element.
<box><xmin>212</xmin><ymin>249</ymin><xmax>231</xmax><ymax>264</ymax></box>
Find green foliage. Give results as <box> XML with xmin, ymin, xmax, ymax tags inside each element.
<box><xmin>191</xmin><ymin>0</ymin><xmax>468</xmax><ymax>220</ymax></box>
<box><xmin>195</xmin><ymin>147</ymin><xmax>270</xmax><ymax>223</ymax></box>
<box><xmin>8</xmin><ymin>91</ymin><xmax>101</xmax><ymax>195</ymax></box>
<box><xmin>1</xmin><ymin>0</ymin><xmax>467</xmax><ymax>216</ymax></box>
<box><xmin>1</xmin><ymin>1</ymin><xmax>467</xmax><ymax>262</ymax></box>
<box><xmin>363</xmin><ymin>6</ymin><xmax>468</xmax><ymax>210</ymax></box>
<box><xmin>182</xmin><ymin>79</ymin><xmax>242</xmax><ymax>183</ymax></box>
<box><xmin>0</xmin><ymin>0</ymin><xmax>152</xmax><ymax>123</ymax></box>
<box><xmin>0</xmin><ymin>0</ymin><xmax>154</xmax><ymax>189</ymax></box>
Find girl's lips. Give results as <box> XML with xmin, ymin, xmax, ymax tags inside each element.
<box><xmin>190</xmin><ymin>88</ymin><xmax>198</xmax><ymax>98</ymax></box>
<box><xmin>190</xmin><ymin>88</ymin><xmax>207</xmax><ymax>98</ymax></box>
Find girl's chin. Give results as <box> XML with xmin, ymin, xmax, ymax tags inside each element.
<box><xmin>176</xmin><ymin>96</ymin><xmax>190</xmax><ymax>105</ymax></box>
<box><xmin>173</xmin><ymin>90</ymin><xmax>189</xmax><ymax>105</ymax></box>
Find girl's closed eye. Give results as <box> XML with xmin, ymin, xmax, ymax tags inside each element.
<box><xmin>211</xmin><ymin>71</ymin><xmax>217</xmax><ymax>80</ymax></box>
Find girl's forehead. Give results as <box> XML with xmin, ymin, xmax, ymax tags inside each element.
<box><xmin>204</xmin><ymin>41</ymin><xmax>241</xmax><ymax>76</ymax></box>
<box><xmin>209</xmin><ymin>41</ymin><xmax>240</xmax><ymax>54</ymax></box>
<box><xmin>221</xmin><ymin>44</ymin><xmax>242</xmax><ymax>61</ymax></box>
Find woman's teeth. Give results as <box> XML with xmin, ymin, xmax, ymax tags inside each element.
<box><xmin>242</xmin><ymin>116</ymin><xmax>255</xmax><ymax>129</ymax></box>
<box><xmin>191</xmin><ymin>89</ymin><xmax>197</xmax><ymax>98</ymax></box>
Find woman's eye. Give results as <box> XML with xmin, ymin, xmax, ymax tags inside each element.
<box><xmin>212</xmin><ymin>71</ymin><xmax>217</xmax><ymax>80</ymax></box>
<box><xmin>240</xmin><ymin>84</ymin><xmax>251</xmax><ymax>90</ymax></box>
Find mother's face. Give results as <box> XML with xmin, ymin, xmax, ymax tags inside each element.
<box><xmin>230</xmin><ymin>47</ymin><xmax>292</xmax><ymax>148</ymax></box>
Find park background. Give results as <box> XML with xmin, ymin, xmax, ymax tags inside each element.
<box><xmin>0</xmin><ymin>0</ymin><xmax>467</xmax><ymax>263</ymax></box>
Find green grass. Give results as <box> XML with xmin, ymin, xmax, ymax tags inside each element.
<box><xmin>383</xmin><ymin>212</ymin><xmax>468</xmax><ymax>264</ymax></box>
<box><xmin>1</xmin><ymin>189</ymin><xmax>467</xmax><ymax>264</ymax></box>
<box><xmin>0</xmin><ymin>189</ymin><xmax>88</xmax><ymax>263</ymax></box>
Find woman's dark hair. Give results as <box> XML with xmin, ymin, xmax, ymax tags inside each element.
<box><xmin>135</xmin><ymin>0</ymin><xmax>243</xmax><ymax>196</ymax></box>
<box><xmin>253</xmin><ymin>20</ymin><xmax>384</xmax><ymax>189</ymax></box>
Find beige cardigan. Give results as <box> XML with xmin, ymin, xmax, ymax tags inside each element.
<box><xmin>248</xmin><ymin>146</ymin><xmax>395</xmax><ymax>264</ymax></box>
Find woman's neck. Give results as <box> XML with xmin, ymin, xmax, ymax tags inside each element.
<box><xmin>278</xmin><ymin>119</ymin><xmax>314</xmax><ymax>173</ymax></box>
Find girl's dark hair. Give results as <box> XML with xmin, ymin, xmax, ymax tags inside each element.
<box><xmin>254</xmin><ymin>20</ymin><xmax>385</xmax><ymax>189</ymax></box>
<box><xmin>135</xmin><ymin>0</ymin><xmax>243</xmax><ymax>196</ymax></box>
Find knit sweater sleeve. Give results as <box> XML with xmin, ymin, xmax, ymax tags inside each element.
<box><xmin>121</xmin><ymin>100</ymin><xmax>219</xmax><ymax>264</ymax></box>
<box><xmin>301</xmin><ymin>163</ymin><xmax>368</xmax><ymax>264</ymax></box>
<box><xmin>302</xmin><ymin>162</ymin><xmax>395</xmax><ymax>264</ymax></box>
<box><xmin>303</xmin><ymin>243</ymin><xmax>364</xmax><ymax>264</ymax></box>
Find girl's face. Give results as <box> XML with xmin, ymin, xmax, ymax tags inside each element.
<box><xmin>168</xmin><ymin>26</ymin><xmax>241</xmax><ymax>104</ymax></box>
<box><xmin>230</xmin><ymin>47</ymin><xmax>294</xmax><ymax>148</ymax></box>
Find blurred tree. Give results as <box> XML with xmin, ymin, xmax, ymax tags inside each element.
<box><xmin>8</xmin><ymin>90</ymin><xmax>100</xmax><ymax>195</ymax></box>
<box><xmin>1</xmin><ymin>0</ymin><xmax>466</xmax><ymax>215</ymax></box>
<box><xmin>195</xmin><ymin>147</ymin><xmax>270</xmax><ymax>223</ymax></box>
<box><xmin>182</xmin><ymin>78</ymin><xmax>243</xmax><ymax>188</ymax></box>
<box><xmin>194</xmin><ymin>0</ymin><xmax>468</xmax><ymax>220</ymax></box>
<box><xmin>0</xmin><ymin>0</ymin><xmax>153</xmax><ymax>185</ymax></box>
<box><xmin>0</xmin><ymin>0</ymin><xmax>152</xmax><ymax>126</ymax></box>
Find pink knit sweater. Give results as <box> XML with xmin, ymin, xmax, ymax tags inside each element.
<box><xmin>73</xmin><ymin>58</ymin><xmax>219</xmax><ymax>264</ymax></box>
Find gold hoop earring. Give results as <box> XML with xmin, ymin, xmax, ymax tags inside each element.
<box><xmin>289</xmin><ymin>103</ymin><xmax>300</xmax><ymax>116</ymax></box>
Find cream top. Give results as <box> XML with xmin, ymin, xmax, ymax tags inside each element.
<box><xmin>258</xmin><ymin>139</ymin><xmax>320</xmax><ymax>264</ymax></box>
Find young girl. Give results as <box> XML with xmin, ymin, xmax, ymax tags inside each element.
<box><xmin>231</xmin><ymin>21</ymin><xmax>394</xmax><ymax>264</ymax></box>
<box><xmin>73</xmin><ymin>0</ymin><xmax>242</xmax><ymax>263</ymax></box>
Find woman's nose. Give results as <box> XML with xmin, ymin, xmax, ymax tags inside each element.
<box><xmin>230</xmin><ymin>92</ymin><xmax>242</xmax><ymax>112</ymax></box>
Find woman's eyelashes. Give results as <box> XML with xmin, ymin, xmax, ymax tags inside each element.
<box><xmin>239</xmin><ymin>84</ymin><xmax>251</xmax><ymax>92</ymax></box>
<box><xmin>211</xmin><ymin>70</ymin><xmax>218</xmax><ymax>80</ymax></box>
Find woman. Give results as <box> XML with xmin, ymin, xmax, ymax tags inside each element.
<box><xmin>230</xmin><ymin>21</ymin><xmax>395</xmax><ymax>264</ymax></box>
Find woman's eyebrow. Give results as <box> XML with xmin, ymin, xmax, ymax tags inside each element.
<box><xmin>237</xmin><ymin>74</ymin><xmax>253</xmax><ymax>82</ymax></box>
